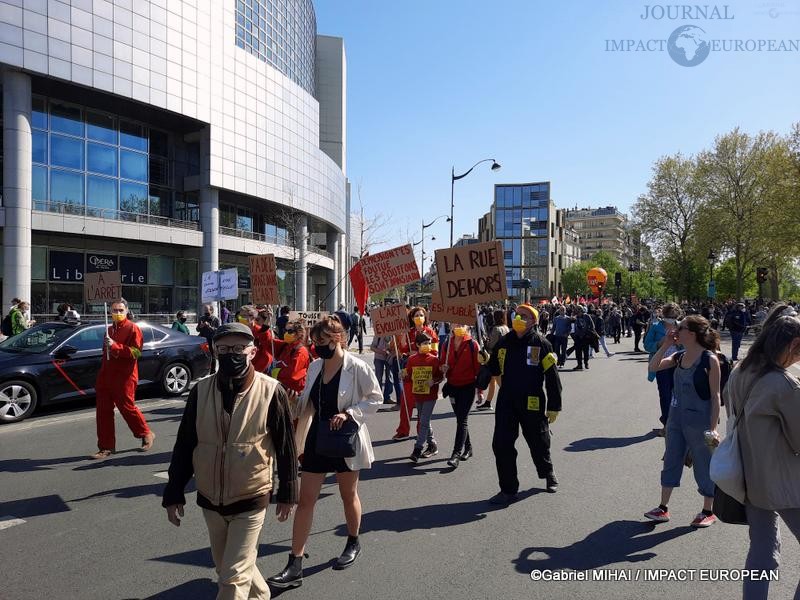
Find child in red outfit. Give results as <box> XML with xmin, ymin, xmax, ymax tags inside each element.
<box><xmin>403</xmin><ymin>332</ymin><xmax>442</xmax><ymax>462</ymax></box>
<box><xmin>394</xmin><ymin>306</ymin><xmax>438</xmax><ymax>440</ymax></box>
<box><xmin>270</xmin><ymin>320</ymin><xmax>311</xmax><ymax>397</ymax></box>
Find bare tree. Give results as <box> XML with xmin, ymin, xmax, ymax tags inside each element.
<box><xmin>355</xmin><ymin>182</ymin><xmax>392</xmax><ymax>258</ymax></box>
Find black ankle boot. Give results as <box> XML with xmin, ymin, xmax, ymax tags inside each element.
<box><xmin>267</xmin><ymin>553</ymin><xmax>304</xmax><ymax>589</ymax></box>
<box><xmin>333</xmin><ymin>536</ymin><xmax>361</xmax><ymax>570</ymax></box>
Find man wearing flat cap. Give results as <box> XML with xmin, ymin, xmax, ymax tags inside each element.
<box><xmin>478</xmin><ymin>304</ymin><xmax>563</xmax><ymax>505</ymax></box>
<box><xmin>162</xmin><ymin>322</ymin><xmax>298</xmax><ymax>600</ymax></box>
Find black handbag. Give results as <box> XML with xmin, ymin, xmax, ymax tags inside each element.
<box><xmin>316</xmin><ymin>418</ymin><xmax>359</xmax><ymax>458</ymax></box>
<box><xmin>713</xmin><ymin>485</ymin><xmax>747</xmax><ymax>525</ymax></box>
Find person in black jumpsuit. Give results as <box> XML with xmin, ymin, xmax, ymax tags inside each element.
<box><xmin>478</xmin><ymin>303</ymin><xmax>563</xmax><ymax>505</ymax></box>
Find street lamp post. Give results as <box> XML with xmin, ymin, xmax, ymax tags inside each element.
<box><xmin>451</xmin><ymin>159</ymin><xmax>501</xmax><ymax>247</ymax></box>
<box><xmin>707</xmin><ymin>250</ymin><xmax>717</xmax><ymax>299</ymax></box>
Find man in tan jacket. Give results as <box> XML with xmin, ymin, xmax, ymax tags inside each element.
<box><xmin>162</xmin><ymin>322</ymin><xmax>298</xmax><ymax>600</ymax></box>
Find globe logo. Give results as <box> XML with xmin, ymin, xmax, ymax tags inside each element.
<box><xmin>668</xmin><ymin>25</ymin><xmax>711</xmax><ymax>67</ymax></box>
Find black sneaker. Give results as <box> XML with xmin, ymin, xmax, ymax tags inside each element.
<box><xmin>460</xmin><ymin>448</ymin><xmax>473</xmax><ymax>461</ymax></box>
<box><xmin>446</xmin><ymin>453</ymin><xmax>460</xmax><ymax>468</ymax></box>
<box><xmin>488</xmin><ymin>491</ymin><xmax>518</xmax><ymax>506</ymax></box>
<box><xmin>476</xmin><ymin>402</ymin><xmax>492</xmax><ymax>411</ymax></box>
<box><xmin>267</xmin><ymin>553</ymin><xmax>305</xmax><ymax>589</ymax></box>
<box><xmin>546</xmin><ymin>474</ymin><xmax>559</xmax><ymax>493</ymax></box>
<box><xmin>421</xmin><ymin>442</ymin><xmax>438</xmax><ymax>458</ymax></box>
<box><xmin>409</xmin><ymin>447</ymin><xmax>422</xmax><ymax>463</ymax></box>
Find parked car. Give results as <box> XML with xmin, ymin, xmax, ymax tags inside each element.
<box><xmin>0</xmin><ymin>321</ymin><xmax>212</xmax><ymax>423</ymax></box>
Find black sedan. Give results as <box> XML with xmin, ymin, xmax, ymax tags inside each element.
<box><xmin>0</xmin><ymin>321</ymin><xmax>212</xmax><ymax>423</ymax></box>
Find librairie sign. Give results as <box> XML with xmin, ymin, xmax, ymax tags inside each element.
<box><xmin>434</xmin><ymin>240</ymin><xmax>507</xmax><ymax>307</ymax></box>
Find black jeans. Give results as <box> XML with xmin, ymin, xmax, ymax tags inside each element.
<box><xmin>574</xmin><ymin>341</ymin><xmax>590</xmax><ymax>367</ymax></box>
<box><xmin>553</xmin><ymin>335</ymin><xmax>568</xmax><ymax>366</ymax></box>
<box><xmin>492</xmin><ymin>397</ymin><xmax>553</xmax><ymax>495</ymax></box>
<box><xmin>633</xmin><ymin>325</ymin><xmax>643</xmax><ymax>350</ymax></box>
<box><xmin>348</xmin><ymin>330</ymin><xmax>363</xmax><ymax>352</ymax></box>
<box><xmin>450</xmin><ymin>384</ymin><xmax>474</xmax><ymax>455</ymax></box>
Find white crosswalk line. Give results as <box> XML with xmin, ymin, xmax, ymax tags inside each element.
<box><xmin>0</xmin><ymin>517</ymin><xmax>26</xmax><ymax>531</ymax></box>
<box><xmin>153</xmin><ymin>472</ymin><xmax>169</xmax><ymax>479</ymax></box>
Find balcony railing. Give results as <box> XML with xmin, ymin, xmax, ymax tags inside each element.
<box><xmin>218</xmin><ymin>226</ymin><xmax>333</xmax><ymax>260</ymax></box>
<box><xmin>33</xmin><ymin>200</ymin><xmax>200</xmax><ymax>230</ymax></box>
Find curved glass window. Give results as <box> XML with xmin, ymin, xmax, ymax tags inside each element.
<box><xmin>50</xmin><ymin>102</ymin><xmax>83</xmax><ymax>136</ymax></box>
<box><xmin>120</xmin><ymin>120</ymin><xmax>147</xmax><ymax>151</ymax></box>
<box><xmin>87</xmin><ymin>111</ymin><xmax>117</xmax><ymax>144</ymax></box>
<box><xmin>32</xmin><ymin>131</ymin><xmax>47</xmax><ymax>164</ymax></box>
<box><xmin>87</xmin><ymin>176</ymin><xmax>118</xmax><ymax>213</ymax></box>
<box><xmin>50</xmin><ymin>170</ymin><xmax>84</xmax><ymax>206</ymax></box>
<box><xmin>51</xmin><ymin>134</ymin><xmax>84</xmax><ymax>170</ymax></box>
<box><xmin>87</xmin><ymin>143</ymin><xmax>117</xmax><ymax>176</ymax></box>
<box><xmin>119</xmin><ymin>181</ymin><xmax>148</xmax><ymax>214</ymax></box>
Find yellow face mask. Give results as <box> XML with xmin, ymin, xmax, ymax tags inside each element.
<box><xmin>111</xmin><ymin>312</ymin><xmax>126</xmax><ymax>323</ymax></box>
<box><xmin>237</xmin><ymin>316</ymin><xmax>250</xmax><ymax>325</ymax></box>
<box><xmin>453</xmin><ymin>327</ymin><xmax>467</xmax><ymax>338</ymax></box>
<box><xmin>413</xmin><ymin>316</ymin><xmax>425</xmax><ymax>326</ymax></box>
<box><xmin>419</xmin><ymin>343</ymin><xmax>432</xmax><ymax>354</ymax></box>
<box><xmin>512</xmin><ymin>316</ymin><xmax>528</xmax><ymax>333</ymax></box>
<box><xmin>283</xmin><ymin>333</ymin><xmax>296</xmax><ymax>343</ymax></box>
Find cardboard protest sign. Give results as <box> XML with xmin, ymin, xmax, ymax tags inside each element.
<box><xmin>249</xmin><ymin>254</ymin><xmax>280</xmax><ymax>305</ymax></box>
<box><xmin>411</xmin><ymin>366</ymin><xmax>433</xmax><ymax>395</ymax></box>
<box><xmin>85</xmin><ymin>270</ymin><xmax>122</xmax><ymax>304</ymax></box>
<box><xmin>288</xmin><ymin>311</ymin><xmax>329</xmax><ymax>325</ymax></box>
<box><xmin>428</xmin><ymin>291</ymin><xmax>477</xmax><ymax>323</ymax></box>
<box><xmin>369</xmin><ymin>304</ymin><xmax>409</xmax><ymax>337</ymax></box>
<box><xmin>435</xmin><ymin>240</ymin><xmax>507</xmax><ymax>307</ymax></box>
<box><xmin>358</xmin><ymin>244</ymin><xmax>419</xmax><ymax>295</ymax></box>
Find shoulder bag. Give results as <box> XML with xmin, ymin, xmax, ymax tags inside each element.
<box><xmin>315</xmin><ymin>372</ymin><xmax>360</xmax><ymax>458</ymax></box>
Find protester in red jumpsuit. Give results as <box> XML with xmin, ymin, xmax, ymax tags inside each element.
<box><xmin>91</xmin><ymin>299</ymin><xmax>154</xmax><ymax>459</ymax></box>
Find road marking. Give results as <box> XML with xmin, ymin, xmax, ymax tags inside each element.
<box><xmin>0</xmin><ymin>398</ymin><xmax>184</xmax><ymax>434</ymax></box>
<box><xmin>0</xmin><ymin>516</ymin><xmax>26</xmax><ymax>530</ymax></box>
<box><xmin>153</xmin><ymin>471</ymin><xmax>169</xmax><ymax>479</ymax></box>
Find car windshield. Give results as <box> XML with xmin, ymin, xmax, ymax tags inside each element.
<box><xmin>0</xmin><ymin>323</ymin><xmax>75</xmax><ymax>353</ymax></box>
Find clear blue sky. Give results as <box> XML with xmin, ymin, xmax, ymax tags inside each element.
<box><xmin>315</xmin><ymin>0</ymin><xmax>800</xmax><ymax>256</ymax></box>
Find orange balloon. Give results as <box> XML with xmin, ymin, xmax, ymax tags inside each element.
<box><xmin>587</xmin><ymin>267</ymin><xmax>607</xmax><ymax>296</ymax></box>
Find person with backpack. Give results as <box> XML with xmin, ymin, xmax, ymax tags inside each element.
<box><xmin>645</xmin><ymin>315</ymin><xmax>722</xmax><ymax>528</ymax></box>
<box><xmin>571</xmin><ymin>305</ymin><xmax>596</xmax><ymax>371</ymax></box>
<box><xmin>440</xmin><ymin>323</ymin><xmax>480</xmax><ymax>468</ymax></box>
<box><xmin>643</xmin><ymin>303</ymin><xmax>683</xmax><ymax>436</ymax></box>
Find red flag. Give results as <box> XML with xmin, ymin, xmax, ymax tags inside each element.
<box><xmin>348</xmin><ymin>261</ymin><xmax>369</xmax><ymax>315</ymax></box>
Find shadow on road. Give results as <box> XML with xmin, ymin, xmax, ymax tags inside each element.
<box><xmin>0</xmin><ymin>493</ymin><xmax>71</xmax><ymax>518</ymax></box>
<box><xmin>513</xmin><ymin>519</ymin><xmax>695</xmax><ymax>573</ymax></box>
<box><xmin>140</xmin><ymin>578</ymin><xmax>216</xmax><ymax>599</ymax></box>
<box><xmin>564</xmin><ymin>431</ymin><xmax>658</xmax><ymax>452</ymax></box>
<box><xmin>73</xmin><ymin>450</ymin><xmax>172</xmax><ymax>471</ymax></box>
<box><xmin>0</xmin><ymin>454</ymin><xmax>89</xmax><ymax>473</ymax></box>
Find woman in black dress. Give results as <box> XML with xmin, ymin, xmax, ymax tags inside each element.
<box><xmin>268</xmin><ymin>315</ymin><xmax>382</xmax><ymax>589</ymax></box>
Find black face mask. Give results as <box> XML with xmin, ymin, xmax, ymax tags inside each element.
<box><xmin>315</xmin><ymin>343</ymin><xmax>336</xmax><ymax>360</ymax></box>
<box><xmin>179</xmin><ymin>318</ymin><xmax>187</xmax><ymax>323</ymax></box>
<box><xmin>218</xmin><ymin>353</ymin><xmax>250</xmax><ymax>378</ymax></box>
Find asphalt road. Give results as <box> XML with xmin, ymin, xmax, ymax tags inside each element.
<box><xmin>2</xmin><ymin>332</ymin><xmax>799</xmax><ymax>600</ymax></box>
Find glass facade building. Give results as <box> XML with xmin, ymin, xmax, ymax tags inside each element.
<box><xmin>494</xmin><ymin>182</ymin><xmax>553</xmax><ymax>298</ymax></box>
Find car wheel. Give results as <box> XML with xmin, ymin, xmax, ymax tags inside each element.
<box><xmin>162</xmin><ymin>363</ymin><xmax>191</xmax><ymax>396</ymax></box>
<box><xmin>0</xmin><ymin>380</ymin><xmax>38</xmax><ymax>423</ymax></box>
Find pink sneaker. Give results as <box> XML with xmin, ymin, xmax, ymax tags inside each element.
<box><xmin>690</xmin><ymin>513</ymin><xmax>717</xmax><ymax>528</ymax></box>
<box><xmin>644</xmin><ymin>507</ymin><xmax>670</xmax><ymax>523</ymax></box>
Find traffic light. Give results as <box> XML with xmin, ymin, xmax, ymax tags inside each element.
<box><xmin>756</xmin><ymin>267</ymin><xmax>768</xmax><ymax>284</ymax></box>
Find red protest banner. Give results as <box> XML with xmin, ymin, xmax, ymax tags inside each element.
<box><xmin>249</xmin><ymin>254</ymin><xmax>280</xmax><ymax>305</ymax></box>
<box><xmin>369</xmin><ymin>304</ymin><xmax>409</xmax><ymax>337</ymax></box>
<box><xmin>434</xmin><ymin>240</ymin><xmax>507</xmax><ymax>307</ymax></box>
<box><xmin>358</xmin><ymin>244</ymin><xmax>420</xmax><ymax>295</ymax></box>
<box><xmin>428</xmin><ymin>291</ymin><xmax>477</xmax><ymax>323</ymax></box>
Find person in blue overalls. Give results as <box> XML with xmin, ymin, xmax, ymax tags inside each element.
<box><xmin>645</xmin><ymin>315</ymin><xmax>722</xmax><ymax>528</ymax></box>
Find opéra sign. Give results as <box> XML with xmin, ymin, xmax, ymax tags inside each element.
<box><xmin>369</xmin><ymin>304</ymin><xmax>409</xmax><ymax>337</ymax></box>
<box><xmin>249</xmin><ymin>254</ymin><xmax>280</xmax><ymax>305</ymax></box>
<box><xmin>434</xmin><ymin>240</ymin><xmax>507</xmax><ymax>307</ymax></box>
<box><xmin>358</xmin><ymin>244</ymin><xmax>420</xmax><ymax>295</ymax></box>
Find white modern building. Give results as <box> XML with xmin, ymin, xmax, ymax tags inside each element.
<box><xmin>0</xmin><ymin>0</ymin><xmax>349</xmax><ymax>318</ymax></box>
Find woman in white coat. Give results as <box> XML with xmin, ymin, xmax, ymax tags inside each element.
<box><xmin>268</xmin><ymin>315</ymin><xmax>382</xmax><ymax>590</ymax></box>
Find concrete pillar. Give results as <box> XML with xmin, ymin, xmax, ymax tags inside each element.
<box><xmin>2</xmin><ymin>70</ymin><xmax>32</xmax><ymax>312</ymax></box>
<box><xmin>296</xmin><ymin>215</ymin><xmax>308</xmax><ymax>310</ymax></box>
<box><xmin>326</xmin><ymin>231</ymin><xmax>340</xmax><ymax>312</ymax></box>
<box><xmin>199</xmin><ymin>186</ymin><xmax>219</xmax><ymax>315</ymax></box>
